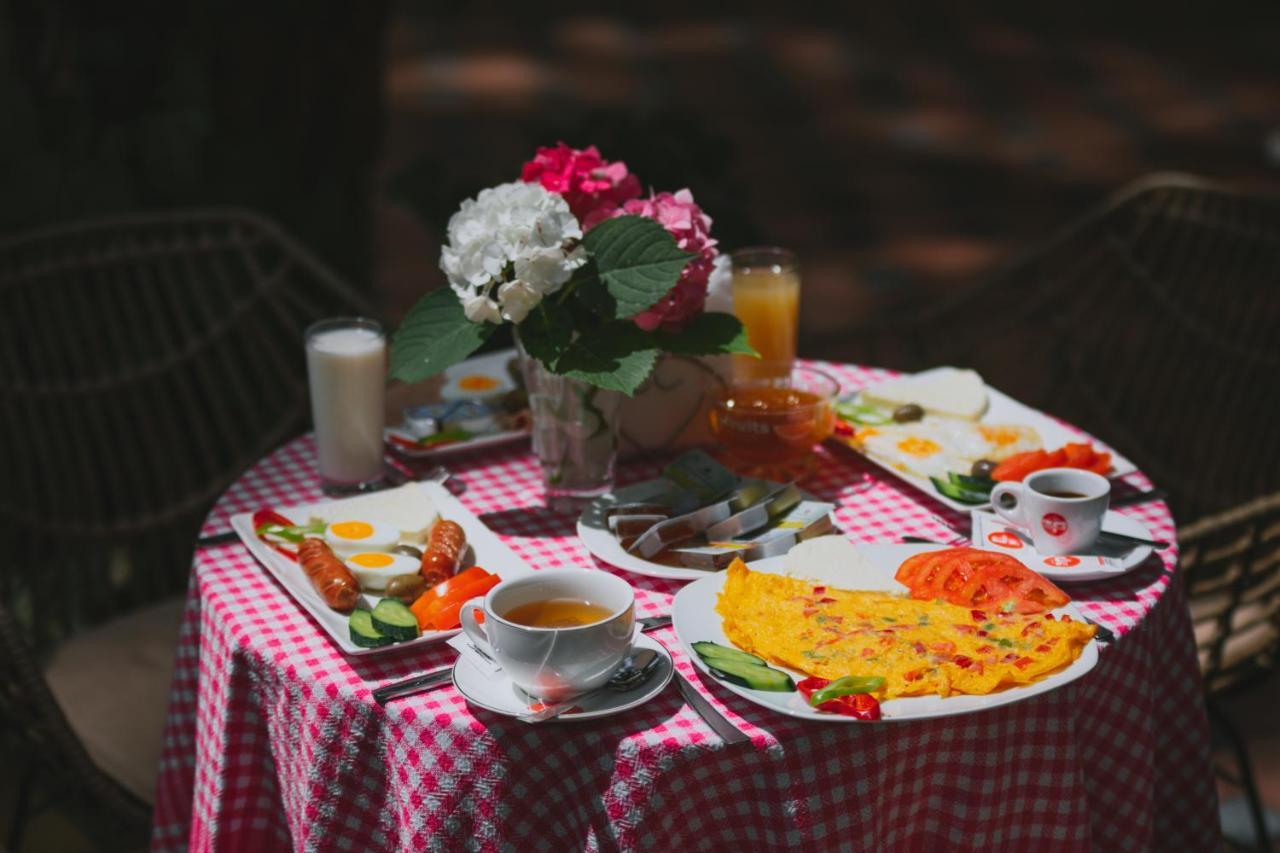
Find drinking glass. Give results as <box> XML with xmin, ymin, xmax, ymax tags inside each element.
<box><xmin>731</xmin><ymin>247</ymin><xmax>801</xmax><ymax>381</ymax></box>
<box><xmin>305</xmin><ymin>318</ymin><xmax>387</xmax><ymax>493</ymax></box>
<box><xmin>708</xmin><ymin>365</ymin><xmax>838</xmax><ymax>481</ymax></box>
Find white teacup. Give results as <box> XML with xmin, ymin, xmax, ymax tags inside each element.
<box><xmin>990</xmin><ymin>468</ymin><xmax>1111</xmax><ymax>555</ymax></box>
<box><xmin>459</xmin><ymin>569</ymin><xmax>635</xmax><ymax>702</ymax></box>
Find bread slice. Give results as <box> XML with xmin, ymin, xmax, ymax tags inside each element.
<box><xmin>860</xmin><ymin>367</ymin><xmax>988</xmax><ymax>420</ymax></box>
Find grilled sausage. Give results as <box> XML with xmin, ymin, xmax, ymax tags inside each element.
<box><xmin>297</xmin><ymin>538</ymin><xmax>361</xmax><ymax>611</ymax></box>
<box><xmin>420</xmin><ymin>520</ymin><xmax>466</xmax><ymax>587</ymax></box>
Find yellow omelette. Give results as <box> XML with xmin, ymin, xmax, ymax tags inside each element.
<box><xmin>715</xmin><ymin>559</ymin><xmax>1094</xmax><ymax>699</ymax></box>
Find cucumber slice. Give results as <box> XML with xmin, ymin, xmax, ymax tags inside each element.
<box><xmin>371</xmin><ymin>599</ymin><xmax>420</xmax><ymax>641</ymax></box>
<box><xmin>349</xmin><ymin>609</ymin><xmax>394</xmax><ymax>648</ymax></box>
<box><xmin>947</xmin><ymin>472</ymin><xmax>995</xmax><ymax>493</ymax></box>
<box><xmin>707</xmin><ymin>658</ymin><xmax>796</xmax><ymax>692</ymax></box>
<box><xmin>929</xmin><ymin>476</ymin><xmax>990</xmax><ymax>505</ymax></box>
<box><xmin>692</xmin><ymin>641</ymin><xmax>766</xmax><ymax>668</ymax></box>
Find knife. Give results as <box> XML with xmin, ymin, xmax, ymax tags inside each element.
<box><xmin>372</xmin><ymin>614</ymin><xmax>676</xmax><ymax>705</ymax></box>
<box><xmin>675</xmin><ymin>671</ymin><xmax>749</xmax><ymax>744</ymax></box>
<box><xmin>1098</xmin><ymin>530</ymin><xmax>1170</xmax><ymax>550</ymax></box>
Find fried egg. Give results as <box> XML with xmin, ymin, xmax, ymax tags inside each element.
<box><xmin>440</xmin><ymin>369</ymin><xmax>512</xmax><ymax>402</ymax></box>
<box><xmin>324</xmin><ymin>518</ymin><xmax>399</xmax><ymax>554</ymax></box>
<box><xmin>344</xmin><ymin>552</ymin><xmax>420</xmax><ymax>591</ymax></box>
<box><xmin>716</xmin><ymin>560</ymin><xmax>1093</xmax><ymax>699</ymax></box>
<box><xmin>855</xmin><ymin>418</ymin><xmax>1041</xmax><ymax>479</ymax></box>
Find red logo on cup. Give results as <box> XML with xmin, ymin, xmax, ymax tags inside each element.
<box><xmin>1041</xmin><ymin>513</ymin><xmax>1069</xmax><ymax>537</ymax></box>
<box><xmin>1044</xmin><ymin>556</ymin><xmax>1080</xmax><ymax>568</ymax></box>
<box><xmin>987</xmin><ymin>531</ymin><xmax>1023</xmax><ymax>549</ymax></box>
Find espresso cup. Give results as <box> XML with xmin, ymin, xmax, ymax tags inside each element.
<box><xmin>459</xmin><ymin>569</ymin><xmax>635</xmax><ymax>702</ymax></box>
<box><xmin>990</xmin><ymin>468</ymin><xmax>1111</xmax><ymax>555</ymax></box>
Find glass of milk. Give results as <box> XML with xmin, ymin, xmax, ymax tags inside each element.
<box><xmin>305</xmin><ymin>318</ymin><xmax>387</xmax><ymax>492</ymax></box>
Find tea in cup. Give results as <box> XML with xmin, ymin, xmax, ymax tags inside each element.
<box><xmin>990</xmin><ymin>468</ymin><xmax>1110</xmax><ymax>555</ymax></box>
<box><xmin>459</xmin><ymin>569</ymin><xmax>635</xmax><ymax>702</ymax></box>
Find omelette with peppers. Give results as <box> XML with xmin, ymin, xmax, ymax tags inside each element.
<box><xmin>715</xmin><ymin>557</ymin><xmax>1095</xmax><ymax>700</ymax></box>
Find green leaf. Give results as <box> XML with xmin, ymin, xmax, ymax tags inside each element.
<box><xmin>652</xmin><ymin>312</ymin><xmax>758</xmax><ymax>357</ymax></box>
<box><xmin>582</xmin><ymin>215</ymin><xmax>695</xmax><ymax>319</ymax></box>
<box><xmin>555</xmin><ymin>322</ymin><xmax>660</xmax><ymax>395</ymax></box>
<box><xmin>389</xmin><ymin>288</ymin><xmax>495</xmax><ymax>382</ymax></box>
<box><xmin>516</xmin><ymin>302</ymin><xmax>574</xmax><ymax>368</ymax></box>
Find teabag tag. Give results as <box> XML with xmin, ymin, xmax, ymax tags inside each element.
<box><xmin>672</xmin><ymin>500</ymin><xmax>837</xmax><ymax>570</ymax></box>
<box><xmin>969</xmin><ymin>511</ymin><xmax>1131</xmax><ymax>571</ymax></box>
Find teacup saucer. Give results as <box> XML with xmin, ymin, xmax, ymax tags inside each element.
<box><xmin>452</xmin><ymin>633</ymin><xmax>674</xmax><ymax>721</ymax></box>
<box><xmin>970</xmin><ymin>510</ymin><xmax>1155</xmax><ymax>583</ymax></box>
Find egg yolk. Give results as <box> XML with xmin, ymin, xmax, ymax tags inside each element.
<box><xmin>898</xmin><ymin>437</ymin><xmax>942</xmax><ymax>457</ymax></box>
<box><xmin>331</xmin><ymin>521</ymin><xmax>374</xmax><ymax>540</ymax></box>
<box><xmin>349</xmin><ymin>552</ymin><xmax>395</xmax><ymax>568</ymax></box>
<box><xmin>458</xmin><ymin>374</ymin><xmax>500</xmax><ymax>391</ymax></box>
<box><xmin>980</xmin><ymin>426</ymin><xmax>1019</xmax><ymax>446</ymax></box>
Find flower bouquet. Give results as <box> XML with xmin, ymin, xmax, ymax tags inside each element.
<box><xmin>390</xmin><ymin>143</ymin><xmax>756</xmax><ymax>510</ymax></box>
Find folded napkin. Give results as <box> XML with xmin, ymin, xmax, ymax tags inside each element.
<box><xmin>971</xmin><ymin>511</ymin><xmax>1132</xmax><ymax>572</ymax></box>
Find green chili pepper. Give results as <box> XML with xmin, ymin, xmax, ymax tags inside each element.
<box><xmin>807</xmin><ymin>675</ymin><xmax>886</xmax><ymax>707</ymax></box>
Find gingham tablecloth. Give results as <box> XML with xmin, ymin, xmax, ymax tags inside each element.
<box><xmin>151</xmin><ymin>362</ymin><xmax>1218</xmax><ymax>852</ymax></box>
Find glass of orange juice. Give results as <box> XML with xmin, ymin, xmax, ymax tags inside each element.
<box><xmin>731</xmin><ymin>247</ymin><xmax>800</xmax><ymax>381</ymax></box>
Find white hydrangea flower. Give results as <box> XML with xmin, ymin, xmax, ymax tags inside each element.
<box><xmin>439</xmin><ymin>181</ymin><xmax>586</xmax><ymax>324</ymax></box>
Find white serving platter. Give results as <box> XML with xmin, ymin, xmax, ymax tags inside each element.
<box><xmin>385</xmin><ymin>349</ymin><xmax>529</xmax><ymax>460</ymax></box>
<box><xmin>834</xmin><ymin>367</ymin><xmax>1136</xmax><ymax>512</ymax></box>
<box><xmin>671</xmin><ymin>542</ymin><xmax>1100</xmax><ymax>722</ymax></box>
<box><xmin>231</xmin><ymin>481</ymin><xmax>535</xmax><ymax>656</ymax></box>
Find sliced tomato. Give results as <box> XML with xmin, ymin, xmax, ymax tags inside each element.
<box><xmin>894</xmin><ymin>550</ymin><xmax>943</xmax><ymax>588</ymax></box>
<box><xmin>957</xmin><ymin>560</ymin><xmax>1070</xmax><ymax>613</ymax></box>
<box><xmin>1044</xmin><ymin>448</ymin><xmax>1067</xmax><ymax>468</ymax></box>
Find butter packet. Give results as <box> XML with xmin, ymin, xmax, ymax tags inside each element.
<box><xmin>672</xmin><ymin>500</ymin><xmax>837</xmax><ymax>570</ymax></box>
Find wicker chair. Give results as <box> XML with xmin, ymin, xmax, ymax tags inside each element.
<box><xmin>1181</xmin><ymin>492</ymin><xmax>1280</xmax><ymax>852</ymax></box>
<box><xmin>816</xmin><ymin>173</ymin><xmax>1280</xmax><ymax>526</ymax></box>
<box><xmin>0</xmin><ymin>209</ymin><xmax>373</xmax><ymax>848</ymax></box>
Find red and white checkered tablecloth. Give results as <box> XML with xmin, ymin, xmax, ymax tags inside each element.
<box><xmin>151</xmin><ymin>362</ymin><xmax>1218</xmax><ymax>852</ymax></box>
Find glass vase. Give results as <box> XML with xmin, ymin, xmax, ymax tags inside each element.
<box><xmin>515</xmin><ymin>334</ymin><xmax>624</xmax><ymax>513</ymax></box>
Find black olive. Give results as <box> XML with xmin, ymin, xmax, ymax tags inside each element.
<box><xmin>971</xmin><ymin>459</ymin><xmax>997</xmax><ymax>479</ymax></box>
<box><xmin>892</xmin><ymin>403</ymin><xmax>925</xmax><ymax>423</ymax></box>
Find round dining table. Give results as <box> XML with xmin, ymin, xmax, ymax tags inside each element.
<box><xmin>151</xmin><ymin>361</ymin><xmax>1218</xmax><ymax>852</ymax></box>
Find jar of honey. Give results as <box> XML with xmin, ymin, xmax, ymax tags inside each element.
<box><xmin>709</xmin><ymin>366</ymin><xmax>839</xmax><ymax>478</ymax></box>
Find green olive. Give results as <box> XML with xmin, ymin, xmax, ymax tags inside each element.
<box><xmin>385</xmin><ymin>574</ymin><xmax>428</xmax><ymax>604</ymax></box>
<box><xmin>892</xmin><ymin>403</ymin><xmax>925</xmax><ymax>423</ymax></box>
<box><xmin>971</xmin><ymin>459</ymin><xmax>997</xmax><ymax>479</ymax></box>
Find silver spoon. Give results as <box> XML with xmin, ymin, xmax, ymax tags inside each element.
<box><xmin>518</xmin><ymin>648</ymin><xmax>662</xmax><ymax>723</ymax></box>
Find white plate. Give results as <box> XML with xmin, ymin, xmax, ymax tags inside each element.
<box><xmin>577</xmin><ymin>479</ymin><xmax>821</xmax><ymax>582</ymax></box>
<box><xmin>970</xmin><ymin>510</ymin><xmax>1155</xmax><ymax>583</ymax></box>
<box><xmin>835</xmin><ymin>367</ymin><xmax>1136</xmax><ymax>512</ymax></box>
<box><xmin>451</xmin><ymin>633</ymin><xmax>674</xmax><ymax>721</ymax></box>
<box><xmin>671</xmin><ymin>542</ymin><xmax>1099</xmax><ymax>722</ymax></box>
<box><xmin>230</xmin><ymin>481</ymin><xmax>535</xmax><ymax>656</ymax></box>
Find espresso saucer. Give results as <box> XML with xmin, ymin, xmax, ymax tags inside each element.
<box><xmin>970</xmin><ymin>510</ymin><xmax>1156</xmax><ymax>583</ymax></box>
<box><xmin>452</xmin><ymin>634</ymin><xmax>674</xmax><ymax>722</ymax></box>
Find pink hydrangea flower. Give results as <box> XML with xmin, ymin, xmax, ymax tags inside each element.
<box><xmin>520</xmin><ymin>142</ymin><xmax>641</xmax><ymax>227</ymax></box>
<box><xmin>612</xmin><ymin>190</ymin><xmax>718</xmax><ymax>332</ymax></box>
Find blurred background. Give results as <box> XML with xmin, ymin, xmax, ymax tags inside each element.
<box><xmin>2</xmin><ymin>1</ymin><xmax>1279</xmax><ymax>850</ymax></box>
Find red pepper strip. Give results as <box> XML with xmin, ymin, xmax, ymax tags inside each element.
<box><xmin>251</xmin><ymin>508</ymin><xmax>299</xmax><ymax>561</ymax></box>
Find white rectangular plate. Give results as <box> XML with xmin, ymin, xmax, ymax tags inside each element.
<box><xmin>230</xmin><ymin>481</ymin><xmax>535</xmax><ymax>656</ymax></box>
<box><xmin>671</xmin><ymin>542</ymin><xmax>1099</xmax><ymax>722</ymax></box>
<box><xmin>835</xmin><ymin>367</ymin><xmax>1136</xmax><ymax>512</ymax></box>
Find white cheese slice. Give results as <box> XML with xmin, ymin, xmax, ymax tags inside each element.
<box><xmin>304</xmin><ymin>483</ymin><xmax>439</xmax><ymax>545</ymax></box>
<box><xmin>782</xmin><ymin>536</ymin><xmax>880</xmax><ymax>587</ymax></box>
<box><xmin>860</xmin><ymin>367</ymin><xmax>988</xmax><ymax>420</ymax></box>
